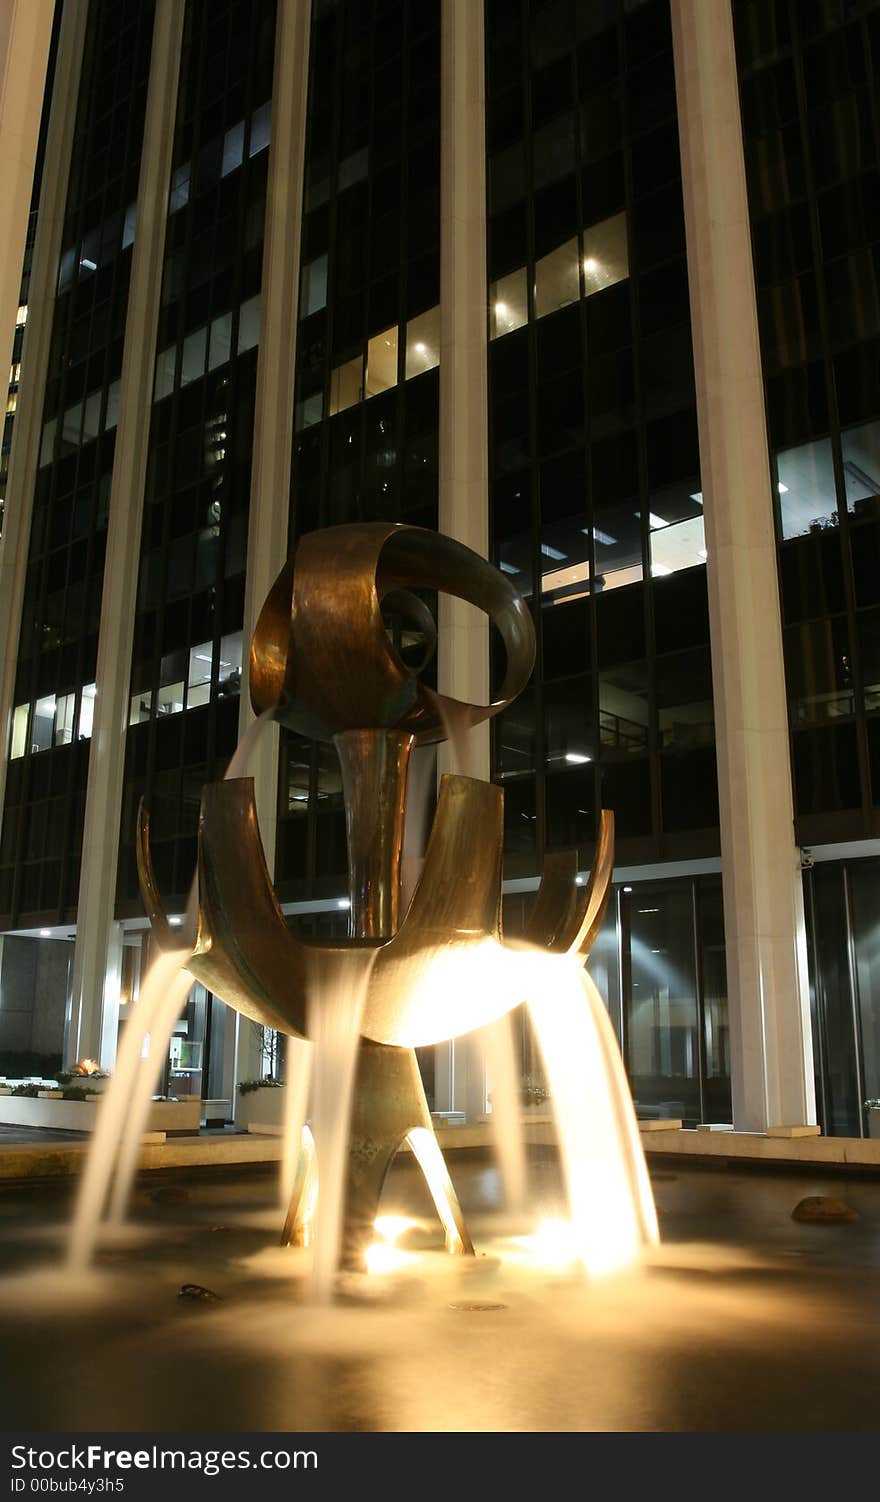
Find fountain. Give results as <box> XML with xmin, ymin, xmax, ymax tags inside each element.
<box><xmin>72</xmin><ymin>521</ymin><xmax>657</xmax><ymax>1285</ymax></box>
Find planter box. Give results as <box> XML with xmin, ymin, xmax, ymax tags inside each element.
<box><xmin>236</xmin><ymin>1084</ymin><xmax>286</xmax><ymax>1132</ymax></box>
<box><xmin>0</xmin><ymin>1094</ymin><xmax>201</xmax><ymax>1135</ymax></box>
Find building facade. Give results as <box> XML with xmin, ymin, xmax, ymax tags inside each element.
<box><xmin>0</xmin><ymin>0</ymin><xmax>878</xmax><ymax>1136</ymax></box>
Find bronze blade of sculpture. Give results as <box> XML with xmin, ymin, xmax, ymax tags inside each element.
<box><xmin>137</xmin><ymin>521</ymin><xmax>615</xmax><ymax>1269</ymax></box>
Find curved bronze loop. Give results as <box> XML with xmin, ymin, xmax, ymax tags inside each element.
<box><xmin>250</xmin><ymin>522</ymin><xmax>535</xmax><ymax>743</ymax></box>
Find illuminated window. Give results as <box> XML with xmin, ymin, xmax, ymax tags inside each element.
<box><xmin>187</xmin><ymin>642</ymin><xmax>213</xmax><ymax>709</ymax></box>
<box><xmin>329</xmin><ymin>355</ymin><xmax>363</xmax><ymax>415</ymax></box>
<box><xmin>775</xmin><ymin>437</ymin><xmax>837</xmax><ymax>539</ymax></box>
<box><xmin>535</xmin><ymin>238</ymin><xmax>580</xmax><ymax>319</ymax></box>
<box><xmin>32</xmin><ymin>696</ymin><xmax>55</xmax><ymax>752</ymax></box>
<box><xmin>78</xmin><ymin>684</ymin><xmax>96</xmax><ymax>740</ymax></box>
<box><xmin>129</xmin><ymin>686</ymin><xmax>153</xmax><ymax>726</ymax></box>
<box><xmin>842</xmin><ymin>419</ymin><xmax>880</xmax><ymax>517</ymax></box>
<box><xmin>10</xmin><ymin>704</ymin><xmax>28</xmax><ymax>759</ymax></box>
<box><xmin>39</xmin><ymin>418</ymin><xmax>56</xmax><ymax>467</ymax></box>
<box><xmin>54</xmin><ymin>693</ymin><xmax>76</xmax><ymax>746</ymax></box>
<box><xmin>405</xmin><ymin>306</ymin><xmax>440</xmax><ymax>379</ymax></box>
<box><xmin>15</xmin><ymin>305</ymin><xmax>27</xmax><ymax>327</ymax></box>
<box><xmin>5</xmin><ymin>395</ymin><xmax>15</xmax><ymax>415</ymax></box>
<box><xmin>582</xmin><ymin>213</ymin><xmax>629</xmax><ymax>298</ymax></box>
<box><xmin>169</xmin><ymin>163</ymin><xmax>190</xmax><ymax>213</ymax></box>
<box><xmin>365</xmin><ymin>327</ymin><xmax>398</xmax><ymax>398</ymax></box>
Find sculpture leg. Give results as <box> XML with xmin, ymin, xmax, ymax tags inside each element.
<box><xmin>341</xmin><ymin>1039</ymin><xmax>474</xmax><ymax>1268</ymax></box>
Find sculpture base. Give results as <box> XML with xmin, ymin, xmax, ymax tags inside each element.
<box><xmin>282</xmin><ymin>1038</ymin><xmax>475</xmax><ymax>1268</ymax></box>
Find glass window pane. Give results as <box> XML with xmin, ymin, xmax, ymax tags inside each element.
<box><xmin>842</xmin><ymin>419</ymin><xmax>880</xmax><ymax>520</ymax></box>
<box><xmin>294</xmin><ymin>391</ymin><xmax>324</xmax><ymax>430</ymax></box>
<box><xmin>624</xmin><ymin>884</ymin><xmax>701</xmax><ymax>1123</ymax></box>
<box><xmin>535</xmin><ymin>237</ymin><xmax>579</xmax><ymax>318</ymax></box>
<box><xmin>82</xmin><ymin>391</ymin><xmax>102</xmax><ymax>442</ymax></box>
<box><xmin>105</xmin><ymin>380</ymin><xmax>121</xmax><ymax>429</ymax></box>
<box><xmin>187</xmin><ymin>640</ymin><xmax>213</xmax><ymax>709</ymax></box>
<box><xmin>490</xmin><ymin>266</ymin><xmax>528</xmax><ymax>338</ymax></box>
<box><xmin>404</xmin><ymin>305</ymin><xmax>440</xmax><ymax>379</ymax></box>
<box><xmin>32</xmin><ymin>696</ymin><xmax>55</xmax><ymax>751</ymax></box>
<box><xmin>169</xmin><ymin>164</ymin><xmax>190</xmax><ymax>213</ymax></box>
<box><xmin>154</xmin><ymin>345</ymin><xmax>176</xmax><ymax>401</ymax></box>
<box><xmin>129</xmin><ymin>687</ymin><xmax>153</xmax><ymax>726</ymax></box>
<box><xmin>329</xmin><ymin>354</ymin><xmax>363</xmax><ymax>414</ymax></box>
<box><xmin>785</xmin><ymin>616</ymin><xmax>855</xmax><ymax>723</ymax></box>
<box><xmin>301</xmin><ymin>254</ymin><xmax>328</xmax><ymax>318</ymax></box>
<box><xmin>11</xmin><ymin>704</ymin><xmax>28</xmax><ymax>759</ymax></box>
<box><xmin>858</xmin><ymin>606</ymin><xmax>880</xmax><ymax>714</ymax></box>
<box><xmin>237</xmin><ymin>295</ymin><xmax>260</xmax><ymax>353</ymax></box>
<box><xmin>657</xmin><ymin>648</ymin><xmax>714</xmax><ymax>749</ymax></box>
<box><xmin>775</xmin><ymin>436</ymin><xmax>837</xmax><ymax>538</ymax></box>
<box><xmin>208</xmin><ymin>313</ymin><xmax>233</xmax><ymax>371</ymax></box>
<box><xmin>221</xmin><ymin>120</ymin><xmax>245</xmax><ymax>177</ymax></box>
<box><xmin>217</xmin><ymin>631</ymin><xmax>242</xmax><ymax>698</ymax></box>
<box><xmin>249</xmin><ymin>101</ymin><xmax>271</xmax><ymax>158</ymax></box>
<box><xmin>599</xmin><ymin>661</ymin><xmax>649</xmax><ymax>755</ymax></box>
<box><xmin>365</xmin><ymin>326</ymin><xmax>398</xmax><ymax>398</ymax></box>
<box><xmin>582</xmin><ymin>211</ymin><xmax>628</xmax><ymax>297</ymax></box>
<box><xmin>60</xmin><ymin>402</ymin><xmax>83</xmax><ymax>452</ymax></box>
<box><xmin>850</xmin><ymin>862</ymin><xmax>880</xmax><ymax>1114</ymax></box>
<box><xmin>122</xmin><ymin>201</ymin><xmax>136</xmax><ymax>249</ymax></box>
<box><xmin>156</xmin><ymin>681</ymin><xmax>185</xmax><ymax>716</ymax></box>
<box><xmin>77</xmin><ymin>684</ymin><xmax>96</xmax><ymax>739</ymax></box>
<box><xmin>650</xmin><ymin>512</ymin><xmax>706</xmax><ymax>576</ymax></box>
<box><xmin>54</xmin><ymin>692</ymin><xmax>76</xmax><ymax>746</ymax></box>
<box><xmin>593</xmin><ymin>504</ymin><xmax>643</xmax><ymax>591</ymax></box>
<box><xmin>180</xmin><ymin>326</ymin><xmax>207</xmax><ymax>387</ymax></box>
<box><xmin>39</xmin><ymin>419</ymin><xmax>56</xmax><ymax>467</ymax></box>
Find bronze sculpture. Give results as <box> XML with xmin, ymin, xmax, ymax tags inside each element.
<box><xmin>138</xmin><ymin>522</ymin><xmax>614</xmax><ymax>1267</ymax></box>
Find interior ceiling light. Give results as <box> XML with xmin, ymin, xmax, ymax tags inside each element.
<box><xmin>690</xmin><ymin>491</ymin><xmax>703</xmax><ymax>504</ymax></box>
<box><xmin>777</xmin><ymin>482</ymin><xmax>789</xmax><ymax>493</ymax></box>
<box><xmin>565</xmin><ymin>752</ymin><xmax>591</xmax><ymax>764</ymax></box>
<box><xmin>648</xmin><ymin>513</ymin><xmax>669</xmax><ymax>530</ymax></box>
<box><xmin>540</xmin><ymin>542</ymin><xmax>566</xmax><ymax>560</ymax></box>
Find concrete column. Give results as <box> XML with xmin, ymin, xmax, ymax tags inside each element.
<box><xmin>438</xmin><ymin>0</ymin><xmax>490</xmax><ymax>783</ymax></box>
<box><xmin>438</xmin><ymin>0</ymin><xmax>491</xmax><ymax>1104</ymax></box>
<box><xmin>0</xmin><ymin>0</ymin><xmax>88</xmax><ymax>825</ymax></box>
<box><xmin>671</xmin><ymin>0</ymin><xmax>816</xmax><ymax>1130</ymax></box>
<box><xmin>0</xmin><ymin>0</ymin><xmax>54</xmax><ymax>385</ymax></box>
<box><xmin>67</xmin><ymin>0</ymin><xmax>185</xmax><ymax>1065</ymax></box>
<box><xmin>236</xmin><ymin>0</ymin><xmax>311</xmax><ymax>878</ymax></box>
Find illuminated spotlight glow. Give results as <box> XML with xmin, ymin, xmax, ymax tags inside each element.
<box><xmin>494</xmin><ymin>301</ymin><xmax>507</xmax><ymax>315</ymax></box>
<box><xmin>373</xmin><ymin>1214</ymin><xmax>419</xmax><ymax>1245</ymax></box>
<box><xmin>336</xmin><ymin>898</ymin><xmax>351</xmax><ymax>909</ymax></box>
<box><xmin>514</xmin><ymin>1218</ymin><xmax>579</xmax><ymax>1270</ymax></box>
<box><xmin>364</xmin><ymin>1241</ymin><xmax>415</xmax><ymax>1275</ymax></box>
<box><xmin>565</xmin><ymin>751</ymin><xmax>591</xmax><ymax>764</ymax></box>
<box><xmin>414</xmin><ymin>342</ymin><xmax>426</xmax><ymax>354</ymax></box>
<box><xmin>583</xmin><ymin>257</ymin><xmax>598</xmax><ymax>273</ymax></box>
<box><xmin>39</xmin><ymin>928</ymin><xmax>51</xmax><ymax>937</ymax></box>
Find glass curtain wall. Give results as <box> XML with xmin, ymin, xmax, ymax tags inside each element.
<box><xmin>115</xmin><ymin>0</ymin><xmax>277</xmax><ymax>919</ymax></box>
<box><xmin>486</xmin><ymin>0</ymin><xmax>718</xmax><ymax>888</ymax></box>
<box><xmin>806</xmin><ymin>856</ymin><xmax>880</xmax><ymax>1138</ymax></box>
<box><xmin>0</xmin><ymin>0</ymin><xmax>156</xmax><ymax>932</ymax></box>
<box><xmin>277</xmin><ymin>0</ymin><xmax>442</xmax><ymax>905</ymax></box>
<box><xmin>734</xmin><ymin>0</ymin><xmax>880</xmax><ymax>846</ymax></box>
